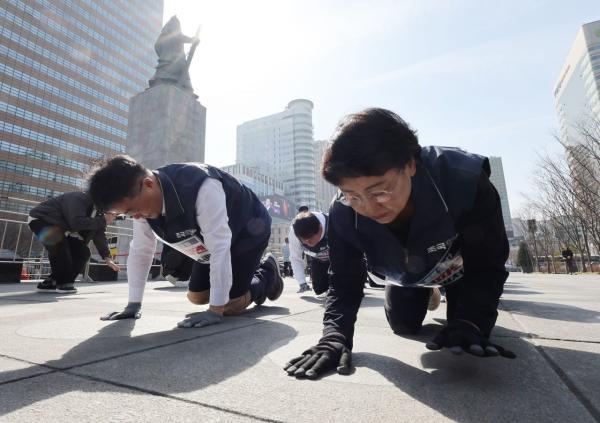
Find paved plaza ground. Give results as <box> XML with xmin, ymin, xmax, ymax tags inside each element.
<box><xmin>0</xmin><ymin>272</ymin><xmax>599</xmax><ymax>422</ymax></box>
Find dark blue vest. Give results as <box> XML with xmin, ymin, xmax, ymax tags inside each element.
<box><xmin>329</xmin><ymin>146</ymin><xmax>489</xmax><ymax>287</ymax></box>
<box><xmin>302</xmin><ymin>213</ymin><xmax>329</xmax><ymax>262</ymax></box>
<box><xmin>146</xmin><ymin>163</ymin><xmax>271</xmax><ymax>257</ymax></box>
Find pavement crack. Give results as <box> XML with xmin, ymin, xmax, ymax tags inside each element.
<box><xmin>534</xmin><ymin>345</ymin><xmax>600</xmax><ymax>423</ymax></box>
<box><xmin>0</xmin><ymin>306</ymin><xmax>320</xmax><ymax>389</ymax></box>
<box><xmin>500</xmin><ymin>301</ymin><xmax>600</xmax><ymax>422</ymax></box>
<box><xmin>0</xmin><ymin>353</ymin><xmax>58</xmax><ymax>386</ymax></box>
<box><xmin>64</xmin><ymin>371</ymin><xmax>284</xmax><ymax>423</ymax></box>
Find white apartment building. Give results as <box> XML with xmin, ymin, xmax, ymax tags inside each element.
<box><xmin>555</xmin><ymin>20</ymin><xmax>600</xmax><ymax>145</ymax></box>
<box><xmin>236</xmin><ymin>99</ymin><xmax>317</xmax><ymax>210</ymax></box>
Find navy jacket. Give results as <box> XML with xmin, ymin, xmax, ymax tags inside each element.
<box><xmin>29</xmin><ymin>191</ymin><xmax>110</xmax><ymax>258</ymax></box>
<box><xmin>324</xmin><ymin>146</ymin><xmax>509</xmax><ymax>343</ymax></box>
<box><xmin>146</xmin><ymin>163</ymin><xmax>271</xmax><ymax>256</ymax></box>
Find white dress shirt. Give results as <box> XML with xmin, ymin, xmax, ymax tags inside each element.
<box><xmin>127</xmin><ymin>178</ymin><xmax>233</xmax><ymax>306</ymax></box>
<box><xmin>288</xmin><ymin>212</ymin><xmax>326</xmax><ymax>287</ymax></box>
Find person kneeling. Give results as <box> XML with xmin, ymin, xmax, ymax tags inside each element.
<box><xmin>88</xmin><ymin>156</ymin><xmax>283</xmax><ymax>328</ymax></box>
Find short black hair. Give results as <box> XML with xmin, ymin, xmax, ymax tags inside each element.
<box><xmin>322</xmin><ymin>108</ymin><xmax>421</xmax><ymax>185</ymax></box>
<box><xmin>298</xmin><ymin>205</ymin><xmax>309</xmax><ymax>212</ymax></box>
<box><xmin>88</xmin><ymin>155</ymin><xmax>148</xmax><ymax>212</ymax></box>
<box><xmin>292</xmin><ymin>212</ymin><xmax>320</xmax><ymax>240</ymax></box>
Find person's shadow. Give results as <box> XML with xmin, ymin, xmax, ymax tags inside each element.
<box><xmin>322</xmin><ymin>322</ymin><xmax>592</xmax><ymax>422</ymax></box>
<box><xmin>0</xmin><ymin>312</ymin><xmax>297</xmax><ymax>417</ymax></box>
<box><xmin>347</xmin><ymin>331</ymin><xmax>600</xmax><ymax>422</ymax></box>
<box><xmin>500</xmin><ymin>299</ymin><xmax>600</xmax><ymax>323</ymax></box>
<box><xmin>501</xmin><ymin>288</ymin><xmax>542</xmax><ymax>295</ymax></box>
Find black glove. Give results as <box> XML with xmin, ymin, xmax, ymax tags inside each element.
<box><xmin>284</xmin><ymin>331</ymin><xmax>352</xmax><ymax>379</ymax></box>
<box><xmin>426</xmin><ymin>319</ymin><xmax>516</xmax><ymax>358</ymax></box>
<box><xmin>100</xmin><ymin>302</ymin><xmax>142</xmax><ymax>321</ymax></box>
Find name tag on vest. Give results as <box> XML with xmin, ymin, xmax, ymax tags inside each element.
<box><xmin>155</xmin><ymin>234</ymin><xmax>211</xmax><ymax>264</ymax></box>
<box><xmin>368</xmin><ymin>235</ymin><xmax>463</xmax><ymax>288</ymax></box>
<box><xmin>304</xmin><ymin>248</ymin><xmax>329</xmax><ymax>262</ymax></box>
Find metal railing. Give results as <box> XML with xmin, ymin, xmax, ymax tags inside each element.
<box><xmin>0</xmin><ymin>210</ymin><xmax>161</xmax><ymax>282</ymax></box>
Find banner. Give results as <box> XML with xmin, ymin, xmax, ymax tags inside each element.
<box><xmin>260</xmin><ymin>194</ymin><xmax>295</xmax><ymax>220</ymax></box>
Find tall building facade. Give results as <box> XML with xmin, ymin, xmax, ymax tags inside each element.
<box><xmin>236</xmin><ymin>99</ymin><xmax>317</xmax><ymax>210</ymax></box>
<box><xmin>555</xmin><ymin>20</ymin><xmax>600</xmax><ymax>145</ymax></box>
<box><xmin>488</xmin><ymin>156</ymin><xmax>513</xmax><ymax>238</ymax></box>
<box><xmin>314</xmin><ymin>139</ymin><xmax>338</xmax><ymax>212</ymax></box>
<box><xmin>0</xmin><ymin>0</ymin><xmax>163</xmax><ymax>214</ymax></box>
<box><xmin>220</xmin><ymin>163</ymin><xmax>284</xmax><ymax>197</ymax></box>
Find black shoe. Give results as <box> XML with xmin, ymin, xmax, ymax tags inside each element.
<box><xmin>296</xmin><ymin>283</ymin><xmax>311</xmax><ymax>293</ymax></box>
<box><xmin>37</xmin><ymin>279</ymin><xmax>56</xmax><ymax>293</ymax></box>
<box><xmin>262</xmin><ymin>253</ymin><xmax>284</xmax><ymax>301</ymax></box>
<box><xmin>56</xmin><ymin>284</ymin><xmax>77</xmax><ymax>294</ymax></box>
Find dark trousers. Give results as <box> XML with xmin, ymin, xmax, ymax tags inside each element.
<box><xmin>283</xmin><ymin>261</ymin><xmax>292</xmax><ymax>277</ymax></box>
<box><xmin>29</xmin><ymin>220</ymin><xmax>90</xmax><ymax>287</ymax></box>
<box><xmin>310</xmin><ymin>259</ymin><xmax>329</xmax><ymax>295</ymax></box>
<box><xmin>384</xmin><ymin>284</ymin><xmax>459</xmax><ymax>335</ymax></box>
<box><xmin>188</xmin><ymin>234</ymin><xmax>272</xmax><ymax>302</ymax></box>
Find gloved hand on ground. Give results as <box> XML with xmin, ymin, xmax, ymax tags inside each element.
<box><xmin>426</xmin><ymin>319</ymin><xmax>516</xmax><ymax>358</ymax></box>
<box><xmin>284</xmin><ymin>331</ymin><xmax>352</xmax><ymax>379</ymax></box>
<box><xmin>100</xmin><ymin>302</ymin><xmax>141</xmax><ymax>320</ymax></box>
<box><xmin>177</xmin><ymin>310</ymin><xmax>223</xmax><ymax>328</ymax></box>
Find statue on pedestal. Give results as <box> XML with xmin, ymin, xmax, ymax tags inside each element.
<box><xmin>148</xmin><ymin>16</ymin><xmax>200</xmax><ymax>93</ymax></box>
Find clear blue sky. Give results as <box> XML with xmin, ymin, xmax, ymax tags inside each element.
<box><xmin>163</xmin><ymin>0</ymin><xmax>599</xmax><ymax>216</ymax></box>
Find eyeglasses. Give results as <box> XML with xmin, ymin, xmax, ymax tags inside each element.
<box><xmin>339</xmin><ymin>171</ymin><xmax>403</xmax><ymax>208</ymax></box>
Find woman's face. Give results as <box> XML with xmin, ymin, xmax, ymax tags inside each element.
<box><xmin>338</xmin><ymin>160</ymin><xmax>416</xmax><ymax>224</ymax></box>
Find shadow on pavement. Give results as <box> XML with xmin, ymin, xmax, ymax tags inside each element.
<box><xmin>0</xmin><ymin>291</ymin><xmax>98</xmax><ymax>304</ymax></box>
<box><xmin>361</xmin><ymin>294</ymin><xmax>385</xmax><ymax>308</ymax></box>
<box><xmin>346</xmin><ymin>340</ymin><xmax>599</xmax><ymax>422</ymax></box>
<box><xmin>500</xmin><ymin>299</ymin><xmax>600</xmax><ymax>323</ymax></box>
<box><xmin>0</xmin><ymin>316</ymin><xmax>297</xmax><ymax>418</ymax></box>
<box><xmin>501</xmin><ymin>289</ymin><xmax>542</xmax><ymax>295</ymax></box>
<box><xmin>299</xmin><ymin>295</ymin><xmax>325</xmax><ymax>305</ymax></box>
<box><xmin>153</xmin><ymin>286</ymin><xmax>188</xmax><ymax>291</ymax></box>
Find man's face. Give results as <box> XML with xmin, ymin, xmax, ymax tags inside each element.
<box><xmin>109</xmin><ymin>176</ymin><xmax>163</xmax><ymax>220</ymax></box>
<box><xmin>338</xmin><ymin>160</ymin><xmax>416</xmax><ymax>224</ymax></box>
<box><xmin>299</xmin><ymin>226</ymin><xmax>323</xmax><ymax>247</ymax></box>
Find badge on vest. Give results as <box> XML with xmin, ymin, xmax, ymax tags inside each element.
<box><xmin>155</xmin><ymin>234</ymin><xmax>211</xmax><ymax>264</ymax></box>
<box><xmin>368</xmin><ymin>235</ymin><xmax>463</xmax><ymax>288</ymax></box>
<box><xmin>304</xmin><ymin>247</ymin><xmax>330</xmax><ymax>262</ymax></box>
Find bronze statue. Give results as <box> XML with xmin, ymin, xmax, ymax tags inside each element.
<box><xmin>148</xmin><ymin>16</ymin><xmax>200</xmax><ymax>93</ymax></box>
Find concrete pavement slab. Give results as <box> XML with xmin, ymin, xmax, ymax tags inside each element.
<box><xmin>534</xmin><ymin>339</ymin><xmax>600</xmax><ymax>417</ymax></box>
<box><xmin>0</xmin><ymin>282</ymin><xmax>301</xmax><ymax>370</ymax></box>
<box><xmin>72</xmin><ymin>318</ymin><xmax>595</xmax><ymax>423</ymax></box>
<box><xmin>500</xmin><ymin>274</ymin><xmax>600</xmax><ymax>342</ymax></box>
<box><xmin>0</xmin><ymin>372</ymin><xmax>260</xmax><ymax>422</ymax></box>
<box><xmin>1</xmin><ymin>273</ymin><xmax>599</xmax><ymax>421</ymax></box>
<box><xmin>0</xmin><ymin>356</ymin><xmax>53</xmax><ymax>384</ymax></box>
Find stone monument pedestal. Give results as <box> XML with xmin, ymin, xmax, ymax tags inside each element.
<box><xmin>126</xmin><ymin>84</ymin><xmax>206</xmax><ymax>169</ymax></box>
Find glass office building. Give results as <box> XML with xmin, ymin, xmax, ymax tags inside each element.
<box><xmin>237</xmin><ymin>99</ymin><xmax>317</xmax><ymax>210</ymax></box>
<box><xmin>0</xmin><ymin>0</ymin><xmax>163</xmax><ymax>213</ymax></box>
<box><xmin>488</xmin><ymin>156</ymin><xmax>513</xmax><ymax>238</ymax></box>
